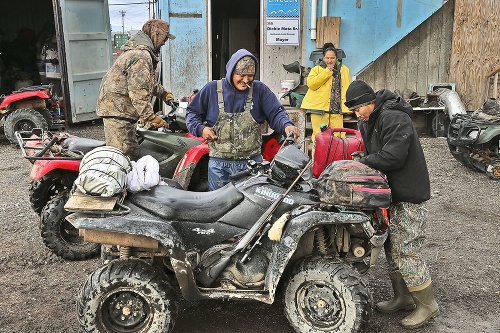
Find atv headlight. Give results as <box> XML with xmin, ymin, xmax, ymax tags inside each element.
<box><xmin>467</xmin><ymin>129</ymin><xmax>479</xmax><ymax>140</ymax></box>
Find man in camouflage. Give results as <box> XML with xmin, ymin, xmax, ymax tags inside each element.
<box><xmin>96</xmin><ymin>19</ymin><xmax>175</xmax><ymax>160</ymax></box>
<box><xmin>345</xmin><ymin>80</ymin><xmax>440</xmax><ymax>329</ymax></box>
<box><xmin>186</xmin><ymin>49</ymin><xmax>299</xmax><ymax>190</ymax></box>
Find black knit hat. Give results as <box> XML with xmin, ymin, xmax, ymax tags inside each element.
<box><xmin>345</xmin><ymin>80</ymin><xmax>376</xmax><ymax>110</ymax></box>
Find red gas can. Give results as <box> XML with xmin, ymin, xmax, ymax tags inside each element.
<box><xmin>312</xmin><ymin>127</ymin><xmax>365</xmax><ymax>178</ymax></box>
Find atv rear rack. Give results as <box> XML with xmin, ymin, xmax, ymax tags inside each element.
<box><xmin>15</xmin><ymin>129</ymin><xmax>83</xmax><ymax>162</ymax></box>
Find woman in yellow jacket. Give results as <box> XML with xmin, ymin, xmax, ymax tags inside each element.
<box><xmin>301</xmin><ymin>43</ymin><xmax>351</xmax><ymax>142</ymax></box>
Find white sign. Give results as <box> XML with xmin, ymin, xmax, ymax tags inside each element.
<box><xmin>266</xmin><ymin>19</ymin><xmax>300</xmax><ymax>45</ymax></box>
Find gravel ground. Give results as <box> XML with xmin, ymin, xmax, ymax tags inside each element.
<box><xmin>0</xmin><ymin>121</ymin><xmax>499</xmax><ymax>333</ymax></box>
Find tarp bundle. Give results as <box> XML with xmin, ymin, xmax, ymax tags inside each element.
<box><xmin>74</xmin><ymin>146</ymin><xmax>132</xmax><ymax>197</ymax></box>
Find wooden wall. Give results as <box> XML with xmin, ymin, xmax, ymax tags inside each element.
<box><xmin>357</xmin><ymin>0</ymin><xmax>454</xmax><ymax>100</ymax></box>
<box><xmin>449</xmin><ymin>0</ymin><xmax>500</xmax><ymax>110</ymax></box>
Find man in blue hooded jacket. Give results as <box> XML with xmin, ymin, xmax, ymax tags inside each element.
<box><xmin>186</xmin><ymin>49</ymin><xmax>299</xmax><ymax>190</ymax></box>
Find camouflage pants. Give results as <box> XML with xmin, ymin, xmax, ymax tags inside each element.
<box><xmin>102</xmin><ymin>117</ymin><xmax>139</xmax><ymax>161</ymax></box>
<box><xmin>385</xmin><ymin>202</ymin><xmax>431</xmax><ymax>290</ymax></box>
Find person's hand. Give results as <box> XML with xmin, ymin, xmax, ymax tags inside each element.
<box><xmin>351</xmin><ymin>151</ymin><xmax>364</xmax><ymax>161</ymax></box>
<box><xmin>162</xmin><ymin>91</ymin><xmax>174</xmax><ymax>105</ymax></box>
<box><xmin>202</xmin><ymin>126</ymin><xmax>218</xmax><ymax>141</ymax></box>
<box><xmin>145</xmin><ymin>114</ymin><xmax>168</xmax><ymax>129</ymax></box>
<box><xmin>285</xmin><ymin>125</ymin><xmax>299</xmax><ymax>139</ymax></box>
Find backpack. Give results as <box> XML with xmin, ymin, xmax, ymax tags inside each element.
<box><xmin>317</xmin><ymin>160</ymin><xmax>391</xmax><ymax>208</ymax></box>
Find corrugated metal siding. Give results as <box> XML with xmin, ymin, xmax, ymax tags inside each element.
<box><xmin>357</xmin><ymin>0</ymin><xmax>454</xmax><ymax>98</ymax></box>
<box><xmin>449</xmin><ymin>0</ymin><xmax>500</xmax><ymax>110</ymax></box>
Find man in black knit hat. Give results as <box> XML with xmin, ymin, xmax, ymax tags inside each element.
<box><xmin>345</xmin><ymin>80</ymin><xmax>440</xmax><ymax>329</ymax></box>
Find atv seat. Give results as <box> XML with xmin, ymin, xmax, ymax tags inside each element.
<box><xmin>63</xmin><ymin>137</ymin><xmax>106</xmax><ymax>155</ymax></box>
<box><xmin>130</xmin><ymin>183</ymin><xmax>244</xmax><ymax>223</ymax></box>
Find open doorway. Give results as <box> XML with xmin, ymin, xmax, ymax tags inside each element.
<box><xmin>211</xmin><ymin>0</ymin><xmax>260</xmax><ymax>80</ymax></box>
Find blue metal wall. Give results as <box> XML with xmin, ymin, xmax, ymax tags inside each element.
<box><xmin>161</xmin><ymin>0</ymin><xmax>209</xmax><ymax>98</ymax></box>
<box><xmin>306</xmin><ymin>0</ymin><xmax>448</xmax><ymax>75</ymax></box>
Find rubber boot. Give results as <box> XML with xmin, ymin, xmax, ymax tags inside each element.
<box><xmin>376</xmin><ymin>272</ymin><xmax>416</xmax><ymax>313</ymax></box>
<box><xmin>401</xmin><ymin>282</ymin><xmax>440</xmax><ymax>329</ymax></box>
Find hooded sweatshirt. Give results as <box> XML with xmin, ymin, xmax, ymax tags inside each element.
<box><xmin>186</xmin><ymin>49</ymin><xmax>294</xmax><ymax>138</ymax></box>
<box><xmin>96</xmin><ymin>31</ymin><xmax>167</xmax><ymax>121</ymax></box>
<box><xmin>359</xmin><ymin>89</ymin><xmax>431</xmax><ymax>204</ymax></box>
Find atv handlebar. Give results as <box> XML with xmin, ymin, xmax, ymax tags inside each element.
<box><xmin>167</xmin><ymin>99</ymin><xmax>179</xmax><ymax>109</ymax></box>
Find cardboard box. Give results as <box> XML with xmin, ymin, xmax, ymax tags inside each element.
<box><xmin>45</xmin><ymin>63</ymin><xmax>61</xmax><ymax>79</ymax></box>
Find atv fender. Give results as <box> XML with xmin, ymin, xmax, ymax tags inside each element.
<box><xmin>0</xmin><ymin>90</ymin><xmax>51</xmax><ymax>109</ymax></box>
<box><xmin>264</xmin><ymin>206</ymin><xmax>371</xmax><ymax>301</ymax></box>
<box><xmin>475</xmin><ymin>127</ymin><xmax>500</xmax><ymax>145</ymax></box>
<box><xmin>30</xmin><ymin>159</ymin><xmax>80</xmax><ymax>181</ymax></box>
<box><xmin>173</xmin><ymin>144</ymin><xmax>209</xmax><ymax>189</ymax></box>
<box><xmin>68</xmin><ymin>212</ymin><xmax>185</xmax><ymax>250</ymax></box>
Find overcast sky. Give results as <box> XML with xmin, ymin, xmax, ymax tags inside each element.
<box><xmin>108</xmin><ymin>0</ymin><xmax>153</xmax><ymax>33</ymax></box>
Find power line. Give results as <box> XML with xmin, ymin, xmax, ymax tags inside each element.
<box><xmin>109</xmin><ymin>2</ymin><xmax>150</xmax><ymax>5</ymax></box>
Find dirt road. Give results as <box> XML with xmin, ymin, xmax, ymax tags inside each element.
<box><xmin>0</xmin><ymin>122</ymin><xmax>498</xmax><ymax>332</ymax></box>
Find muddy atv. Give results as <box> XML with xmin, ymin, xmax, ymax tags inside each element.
<box><xmin>1</xmin><ymin>84</ymin><xmax>63</xmax><ymax>144</ymax></box>
<box><xmin>447</xmin><ymin>99</ymin><xmax>500</xmax><ymax>179</ymax></box>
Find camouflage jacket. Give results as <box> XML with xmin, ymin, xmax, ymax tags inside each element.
<box><xmin>96</xmin><ymin>31</ymin><xmax>167</xmax><ymax>121</ymax></box>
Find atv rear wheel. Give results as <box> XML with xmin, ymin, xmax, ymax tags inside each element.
<box><xmin>78</xmin><ymin>259</ymin><xmax>178</xmax><ymax>333</ymax></box>
<box><xmin>40</xmin><ymin>192</ymin><xmax>100</xmax><ymax>260</ymax></box>
<box><xmin>4</xmin><ymin>108</ymin><xmax>48</xmax><ymax>144</ymax></box>
<box><xmin>36</xmin><ymin>107</ymin><xmax>53</xmax><ymax>129</ymax></box>
<box><xmin>283</xmin><ymin>257</ymin><xmax>372</xmax><ymax>333</ymax></box>
<box><xmin>30</xmin><ymin>175</ymin><xmax>76</xmax><ymax>215</ymax></box>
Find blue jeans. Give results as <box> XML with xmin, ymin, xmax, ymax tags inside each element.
<box><xmin>208</xmin><ymin>155</ymin><xmax>263</xmax><ymax>191</ymax></box>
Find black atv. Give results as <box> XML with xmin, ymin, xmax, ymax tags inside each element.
<box><xmin>447</xmin><ymin>99</ymin><xmax>500</xmax><ymax>179</ymax></box>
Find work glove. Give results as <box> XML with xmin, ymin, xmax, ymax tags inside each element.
<box><xmin>144</xmin><ymin>114</ymin><xmax>168</xmax><ymax>129</ymax></box>
<box><xmin>162</xmin><ymin>91</ymin><xmax>175</xmax><ymax>106</ymax></box>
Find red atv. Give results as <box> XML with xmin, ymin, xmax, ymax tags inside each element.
<box><xmin>1</xmin><ymin>84</ymin><xmax>63</xmax><ymax>144</ymax></box>
<box><xmin>17</xmin><ymin>128</ymin><xmax>106</xmax><ymax>260</ymax></box>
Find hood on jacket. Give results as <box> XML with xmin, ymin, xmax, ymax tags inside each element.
<box><xmin>120</xmin><ymin>31</ymin><xmax>157</xmax><ymax>57</ymax></box>
<box><xmin>225</xmin><ymin>49</ymin><xmax>258</xmax><ymax>88</ymax></box>
<box><xmin>373</xmin><ymin>89</ymin><xmax>414</xmax><ymax>118</ymax></box>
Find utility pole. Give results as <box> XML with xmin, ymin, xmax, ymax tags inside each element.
<box><xmin>148</xmin><ymin>0</ymin><xmax>156</xmax><ymax>19</ymax></box>
<box><xmin>120</xmin><ymin>10</ymin><xmax>126</xmax><ymax>35</ymax></box>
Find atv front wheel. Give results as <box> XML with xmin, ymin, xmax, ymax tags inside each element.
<box><xmin>4</xmin><ymin>108</ymin><xmax>48</xmax><ymax>144</ymax></box>
<box><xmin>78</xmin><ymin>259</ymin><xmax>179</xmax><ymax>333</ymax></box>
<box><xmin>40</xmin><ymin>192</ymin><xmax>100</xmax><ymax>260</ymax></box>
<box><xmin>283</xmin><ymin>257</ymin><xmax>372</xmax><ymax>333</ymax></box>
<box><xmin>30</xmin><ymin>175</ymin><xmax>76</xmax><ymax>215</ymax></box>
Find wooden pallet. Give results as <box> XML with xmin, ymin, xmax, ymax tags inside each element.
<box><xmin>64</xmin><ymin>189</ymin><xmax>118</xmax><ymax>212</ymax></box>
